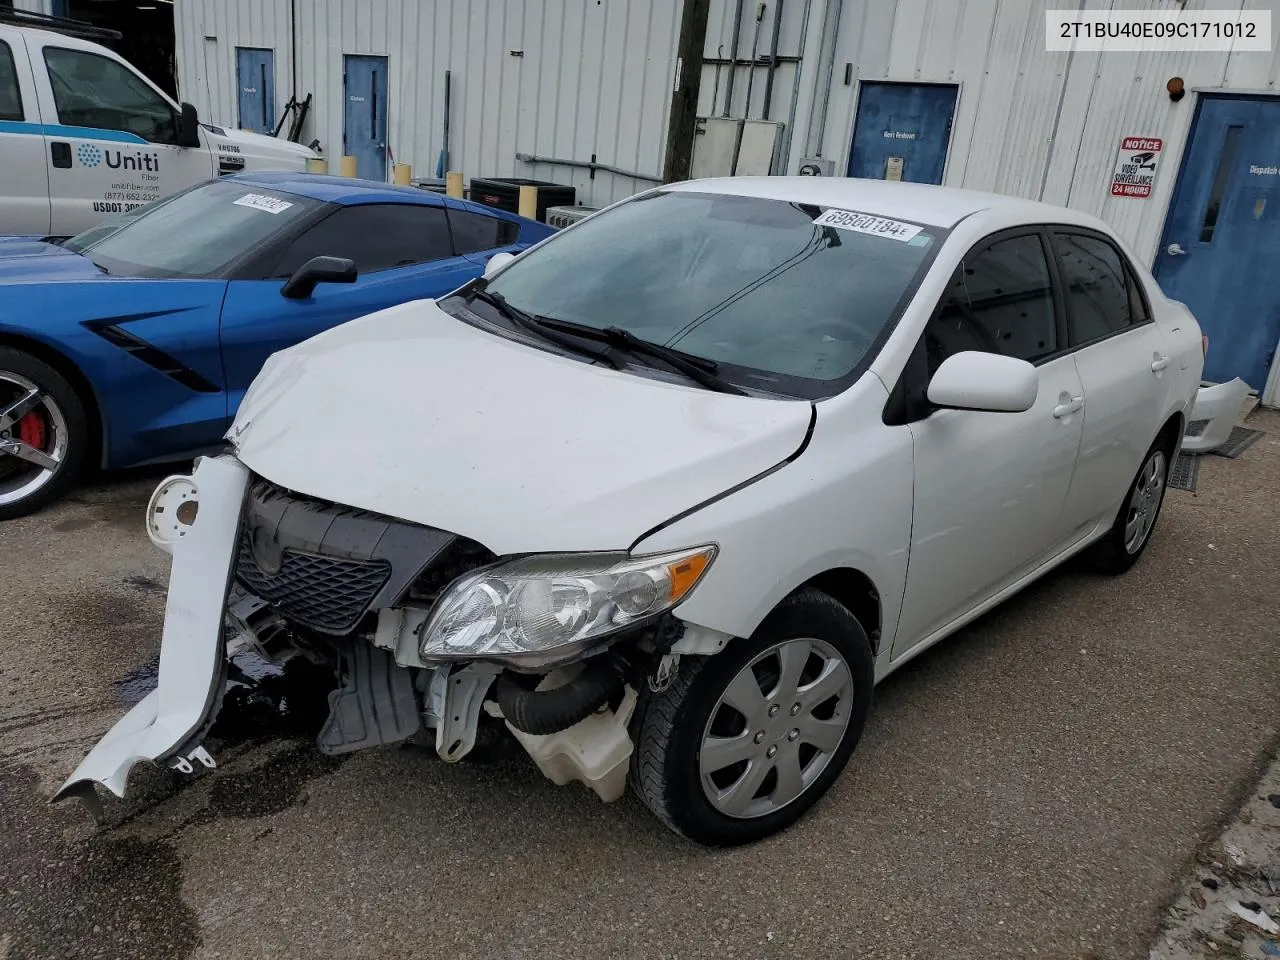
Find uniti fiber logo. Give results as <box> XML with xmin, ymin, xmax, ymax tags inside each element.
<box><xmin>76</xmin><ymin>144</ymin><xmax>102</xmax><ymax>167</ymax></box>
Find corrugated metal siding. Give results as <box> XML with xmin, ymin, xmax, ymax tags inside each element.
<box><xmin>175</xmin><ymin>0</ymin><xmax>678</xmax><ymax>208</ymax></box>
<box><xmin>805</xmin><ymin>0</ymin><xmax>1280</xmax><ymax>262</ymax></box>
<box><xmin>12</xmin><ymin>0</ymin><xmax>52</xmax><ymax>12</ymax></box>
<box><xmin>174</xmin><ymin>0</ymin><xmax>1280</xmax><ymax>248</ymax></box>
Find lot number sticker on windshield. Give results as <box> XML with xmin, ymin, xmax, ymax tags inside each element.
<box><xmin>813</xmin><ymin>208</ymin><xmax>922</xmax><ymax>242</ymax></box>
<box><xmin>233</xmin><ymin>193</ymin><xmax>294</xmax><ymax>215</ymax></box>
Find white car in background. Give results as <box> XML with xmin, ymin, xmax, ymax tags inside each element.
<box><xmin>57</xmin><ymin>177</ymin><xmax>1204</xmax><ymax>847</ymax></box>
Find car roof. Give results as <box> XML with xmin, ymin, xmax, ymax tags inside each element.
<box><xmin>225</xmin><ymin>171</ymin><xmax>519</xmax><ymax>218</ymax></box>
<box><xmin>665</xmin><ymin>176</ymin><xmax>1110</xmax><ymax>231</ymax></box>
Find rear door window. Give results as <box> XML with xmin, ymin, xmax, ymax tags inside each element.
<box><xmin>0</xmin><ymin>40</ymin><xmax>22</xmax><ymax>121</ymax></box>
<box><xmin>1052</xmin><ymin>232</ymin><xmax>1142</xmax><ymax>346</ymax></box>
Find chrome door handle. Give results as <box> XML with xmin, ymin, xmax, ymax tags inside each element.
<box><xmin>1053</xmin><ymin>396</ymin><xmax>1084</xmax><ymax>419</ymax></box>
<box><xmin>1151</xmin><ymin>355</ymin><xmax>1170</xmax><ymax>372</ymax></box>
<box><xmin>1166</xmin><ymin>243</ymin><xmax>1187</xmax><ymax>256</ymax></box>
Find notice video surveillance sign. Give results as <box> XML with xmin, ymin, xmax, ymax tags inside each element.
<box><xmin>1111</xmin><ymin>136</ymin><xmax>1163</xmax><ymax>198</ymax></box>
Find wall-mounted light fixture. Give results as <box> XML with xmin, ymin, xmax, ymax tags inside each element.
<box><xmin>1167</xmin><ymin>77</ymin><xmax>1186</xmax><ymax>102</ymax></box>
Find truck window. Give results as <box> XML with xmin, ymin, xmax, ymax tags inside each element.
<box><xmin>0</xmin><ymin>41</ymin><xmax>22</xmax><ymax>121</ymax></box>
<box><xmin>43</xmin><ymin>47</ymin><xmax>177</xmax><ymax>144</ymax></box>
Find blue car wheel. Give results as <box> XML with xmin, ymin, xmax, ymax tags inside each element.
<box><xmin>0</xmin><ymin>349</ymin><xmax>88</xmax><ymax>521</ymax></box>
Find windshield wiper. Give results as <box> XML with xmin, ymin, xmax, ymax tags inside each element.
<box><xmin>470</xmin><ymin>287</ymin><xmax>625</xmax><ymax>370</ymax></box>
<box><xmin>534</xmin><ymin>317</ymin><xmax>747</xmax><ymax>396</ymax></box>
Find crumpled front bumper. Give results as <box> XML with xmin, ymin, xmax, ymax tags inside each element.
<box><xmin>52</xmin><ymin>454</ymin><xmax>248</xmax><ymax>814</ymax></box>
<box><xmin>1183</xmin><ymin>378</ymin><xmax>1252</xmax><ymax>454</ymax></box>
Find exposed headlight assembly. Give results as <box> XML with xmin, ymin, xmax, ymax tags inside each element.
<box><xmin>419</xmin><ymin>546</ymin><xmax>717</xmax><ymax>667</ymax></box>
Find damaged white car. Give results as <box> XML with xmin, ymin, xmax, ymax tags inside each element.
<box><xmin>57</xmin><ymin>177</ymin><xmax>1205</xmax><ymax>846</ymax></box>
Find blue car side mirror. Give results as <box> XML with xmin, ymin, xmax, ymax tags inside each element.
<box><xmin>281</xmin><ymin>256</ymin><xmax>358</xmax><ymax>299</ymax></box>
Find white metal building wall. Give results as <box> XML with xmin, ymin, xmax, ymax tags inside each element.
<box><xmin>771</xmin><ymin>0</ymin><xmax>1280</xmax><ymax>262</ymax></box>
<box><xmin>174</xmin><ymin>0</ymin><xmax>681</xmax><ymax>206</ymax></box>
<box><xmin>172</xmin><ymin>0</ymin><xmax>1280</xmax><ymax>260</ymax></box>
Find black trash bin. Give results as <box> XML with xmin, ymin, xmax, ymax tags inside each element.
<box><xmin>469</xmin><ymin>177</ymin><xmax>576</xmax><ymax>222</ymax></box>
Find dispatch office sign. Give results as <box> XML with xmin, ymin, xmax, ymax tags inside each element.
<box><xmin>1111</xmin><ymin>136</ymin><xmax>1163</xmax><ymax>197</ymax></box>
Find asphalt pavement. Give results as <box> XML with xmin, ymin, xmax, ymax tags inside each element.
<box><xmin>2</xmin><ymin>410</ymin><xmax>1278</xmax><ymax>960</ymax></box>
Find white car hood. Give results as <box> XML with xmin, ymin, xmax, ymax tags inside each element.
<box><xmin>204</xmin><ymin>124</ymin><xmax>317</xmax><ymax>164</ymax></box>
<box><xmin>229</xmin><ymin>300</ymin><xmax>814</xmax><ymax>555</ymax></box>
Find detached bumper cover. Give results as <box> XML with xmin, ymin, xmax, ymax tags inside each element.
<box><xmin>1183</xmin><ymin>378</ymin><xmax>1251</xmax><ymax>454</ymax></box>
<box><xmin>53</xmin><ymin>454</ymin><xmax>249</xmax><ymax>808</ymax></box>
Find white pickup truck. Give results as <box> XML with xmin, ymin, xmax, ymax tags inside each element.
<box><xmin>0</xmin><ymin>13</ymin><xmax>318</xmax><ymax>237</ymax></box>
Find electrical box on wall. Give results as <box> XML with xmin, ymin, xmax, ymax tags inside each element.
<box><xmin>737</xmin><ymin>121</ymin><xmax>785</xmax><ymax>176</ymax></box>
<box><xmin>797</xmin><ymin>157</ymin><xmax>835</xmax><ymax>176</ymax></box>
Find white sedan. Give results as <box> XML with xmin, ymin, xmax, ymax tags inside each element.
<box><xmin>57</xmin><ymin>177</ymin><xmax>1204</xmax><ymax>847</ymax></box>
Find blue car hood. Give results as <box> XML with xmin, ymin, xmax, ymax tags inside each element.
<box><xmin>0</xmin><ymin>238</ymin><xmax>110</xmax><ymax>283</ymax></box>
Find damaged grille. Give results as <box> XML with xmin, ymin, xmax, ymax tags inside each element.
<box><xmin>234</xmin><ymin>477</ymin><xmax>494</xmax><ymax>635</ymax></box>
<box><xmin>235</xmin><ymin>539</ymin><xmax>391</xmax><ymax>634</ymax></box>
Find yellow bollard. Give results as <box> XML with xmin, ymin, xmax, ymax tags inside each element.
<box><xmin>339</xmin><ymin>155</ymin><xmax>358</xmax><ymax>178</ymax></box>
<box><xmin>518</xmin><ymin>184</ymin><xmax>538</xmax><ymax>220</ymax></box>
<box><xmin>445</xmin><ymin>171</ymin><xmax>464</xmax><ymax>198</ymax></box>
<box><xmin>304</xmin><ymin>157</ymin><xmax>328</xmax><ymax>175</ymax></box>
<box><xmin>393</xmin><ymin>162</ymin><xmax>412</xmax><ymax>186</ymax></box>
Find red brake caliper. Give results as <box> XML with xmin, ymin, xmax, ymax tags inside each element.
<box><xmin>17</xmin><ymin>411</ymin><xmax>46</xmax><ymax>451</ymax></box>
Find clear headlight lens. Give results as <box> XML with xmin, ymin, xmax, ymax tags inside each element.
<box><xmin>419</xmin><ymin>545</ymin><xmax>717</xmax><ymax>662</ymax></box>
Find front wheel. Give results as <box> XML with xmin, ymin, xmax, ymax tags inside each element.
<box><xmin>631</xmin><ymin>587</ymin><xmax>875</xmax><ymax>846</ymax></box>
<box><xmin>0</xmin><ymin>349</ymin><xmax>88</xmax><ymax>521</ymax></box>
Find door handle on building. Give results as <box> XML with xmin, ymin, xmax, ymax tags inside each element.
<box><xmin>1166</xmin><ymin>242</ymin><xmax>1187</xmax><ymax>256</ymax></box>
<box><xmin>1151</xmin><ymin>355</ymin><xmax>1170</xmax><ymax>373</ymax></box>
<box><xmin>1053</xmin><ymin>395</ymin><xmax>1084</xmax><ymax>419</ymax></box>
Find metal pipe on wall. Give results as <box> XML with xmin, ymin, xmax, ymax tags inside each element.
<box><xmin>289</xmin><ymin>0</ymin><xmax>298</xmax><ymax>104</ymax></box>
<box><xmin>743</xmin><ymin>3</ymin><xmax>766</xmax><ymax>120</ymax></box>
<box><xmin>778</xmin><ymin>0</ymin><xmax>815</xmax><ymax>169</ymax></box>
<box><xmin>721</xmin><ymin>0</ymin><xmax>746</xmax><ymax>117</ymax></box>
<box><xmin>810</xmin><ymin>0</ymin><xmax>844</xmax><ymax>158</ymax></box>
<box><xmin>761</xmin><ymin>0</ymin><xmax>785</xmax><ymax>120</ymax></box>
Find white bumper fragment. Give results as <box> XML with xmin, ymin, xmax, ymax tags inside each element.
<box><xmin>1182</xmin><ymin>378</ymin><xmax>1251</xmax><ymax>454</ymax></box>
<box><xmin>53</xmin><ymin>455</ymin><xmax>249</xmax><ymax>812</ymax></box>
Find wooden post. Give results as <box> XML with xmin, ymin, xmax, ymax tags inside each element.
<box><xmin>445</xmin><ymin>171</ymin><xmax>464</xmax><ymax>198</ymax></box>
<box><xmin>518</xmin><ymin>184</ymin><xmax>538</xmax><ymax>219</ymax></box>
<box><xmin>393</xmin><ymin>162</ymin><xmax>412</xmax><ymax>185</ymax></box>
<box><xmin>304</xmin><ymin>157</ymin><xmax>328</xmax><ymax>175</ymax></box>
<box><xmin>339</xmin><ymin>155</ymin><xmax>358</xmax><ymax>178</ymax></box>
<box><xmin>663</xmin><ymin>0</ymin><xmax>712</xmax><ymax>183</ymax></box>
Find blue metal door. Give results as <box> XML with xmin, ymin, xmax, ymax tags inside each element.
<box><xmin>235</xmin><ymin>47</ymin><xmax>275</xmax><ymax>135</ymax></box>
<box><xmin>343</xmin><ymin>55</ymin><xmax>388</xmax><ymax>181</ymax></box>
<box><xmin>1155</xmin><ymin>95</ymin><xmax>1280</xmax><ymax>390</ymax></box>
<box><xmin>847</xmin><ymin>82</ymin><xmax>958</xmax><ymax>185</ymax></box>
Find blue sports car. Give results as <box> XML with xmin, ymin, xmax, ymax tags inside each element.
<box><xmin>0</xmin><ymin>171</ymin><xmax>556</xmax><ymax>519</ymax></box>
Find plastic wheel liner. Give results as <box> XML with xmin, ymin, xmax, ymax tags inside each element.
<box><xmin>52</xmin><ymin>454</ymin><xmax>249</xmax><ymax>818</ymax></box>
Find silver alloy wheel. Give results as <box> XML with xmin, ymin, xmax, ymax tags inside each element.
<box><xmin>0</xmin><ymin>371</ymin><xmax>69</xmax><ymax>508</ymax></box>
<box><xmin>1123</xmin><ymin>448</ymin><xmax>1167</xmax><ymax>555</ymax></box>
<box><xmin>699</xmin><ymin>637</ymin><xmax>854</xmax><ymax>819</ymax></box>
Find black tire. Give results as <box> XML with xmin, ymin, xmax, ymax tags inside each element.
<box><xmin>0</xmin><ymin>347</ymin><xmax>89</xmax><ymax>521</ymax></box>
<box><xmin>1087</xmin><ymin>436</ymin><xmax>1173</xmax><ymax>575</ymax></box>
<box><xmin>631</xmin><ymin>587</ymin><xmax>875</xmax><ymax>846</ymax></box>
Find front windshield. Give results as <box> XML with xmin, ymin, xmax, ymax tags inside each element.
<box><xmin>483</xmin><ymin>190</ymin><xmax>942</xmax><ymax>396</ymax></box>
<box><xmin>66</xmin><ymin>180</ymin><xmax>325</xmax><ymax>278</ymax></box>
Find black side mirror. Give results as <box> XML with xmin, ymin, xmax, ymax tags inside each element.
<box><xmin>281</xmin><ymin>256</ymin><xmax>358</xmax><ymax>299</ymax></box>
<box><xmin>176</xmin><ymin>101</ymin><xmax>200</xmax><ymax>148</ymax></box>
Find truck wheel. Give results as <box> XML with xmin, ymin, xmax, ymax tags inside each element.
<box><xmin>1087</xmin><ymin>437</ymin><xmax>1172</xmax><ymax>575</ymax></box>
<box><xmin>0</xmin><ymin>348</ymin><xmax>88</xmax><ymax>521</ymax></box>
<box><xmin>631</xmin><ymin>587</ymin><xmax>874</xmax><ymax>846</ymax></box>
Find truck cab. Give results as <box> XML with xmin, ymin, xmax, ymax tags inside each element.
<box><xmin>0</xmin><ymin>12</ymin><xmax>318</xmax><ymax>237</ymax></box>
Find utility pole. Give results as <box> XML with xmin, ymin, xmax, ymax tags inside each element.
<box><xmin>663</xmin><ymin>0</ymin><xmax>712</xmax><ymax>183</ymax></box>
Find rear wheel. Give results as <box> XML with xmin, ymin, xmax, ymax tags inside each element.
<box><xmin>0</xmin><ymin>349</ymin><xmax>88</xmax><ymax>521</ymax></box>
<box><xmin>1088</xmin><ymin>439</ymin><xmax>1171</xmax><ymax>575</ymax></box>
<box><xmin>631</xmin><ymin>588</ymin><xmax>874</xmax><ymax>846</ymax></box>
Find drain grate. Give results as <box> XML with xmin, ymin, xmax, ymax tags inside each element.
<box><xmin>1168</xmin><ymin>453</ymin><xmax>1199</xmax><ymax>492</ymax></box>
<box><xmin>1212</xmin><ymin>425</ymin><xmax>1265</xmax><ymax>459</ymax></box>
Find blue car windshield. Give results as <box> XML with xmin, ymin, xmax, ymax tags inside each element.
<box><xmin>65</xmin><ymin>180</ymin><xmax>324</xmax><ymax>279</ymax></box>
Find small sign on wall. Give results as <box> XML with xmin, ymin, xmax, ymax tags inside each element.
<box><xmin>885</xmin><ymin>156</ymin><xmax>904</xmax><ymax>181</ymax></box>
<box><xmin>1111</xmin><ymin>136</ymin><xmax>1163</xmax><ymax>198</ymax></box>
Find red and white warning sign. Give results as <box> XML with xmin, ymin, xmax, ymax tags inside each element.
<box><xmin>1111</xmin><ymin>136</ymin><xmax>1163</xmax><ymax>198</ymax></box>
